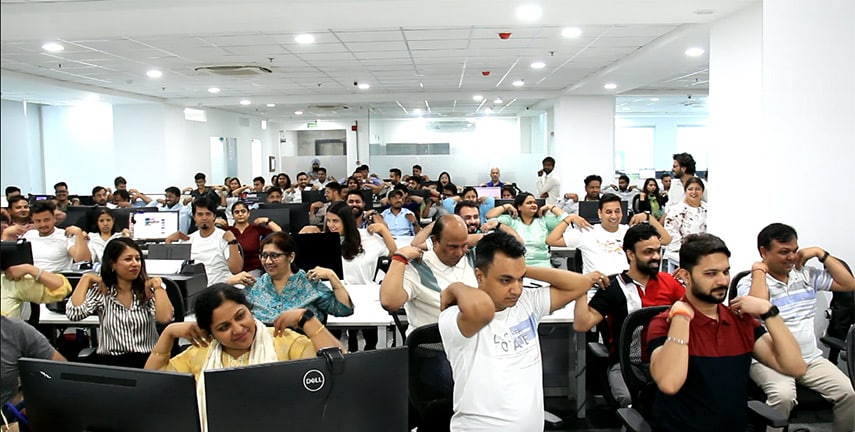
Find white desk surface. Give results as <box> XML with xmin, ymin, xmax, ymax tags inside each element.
<box><xmin>393</xmin><ymin>236</ymin><xmax>414</xmax><ymax>249</ymax></box>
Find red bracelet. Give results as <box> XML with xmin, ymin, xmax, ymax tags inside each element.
<box><xmin>391</xmin><ymin>254</ymin><xmax>409</xmax><ymax>265</ymax></box>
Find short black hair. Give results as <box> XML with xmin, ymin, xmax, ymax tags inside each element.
<box><xmin>757</xmin><ymin>223</ymin><xmax>798</xmax><ymax>252</ymax></box>
<box><xmin>388</xmin><ymin>189</ymin><xmax>405</xmax><ymax>199</ymax></box>
<box><xmin>164</xmin><ymin>186</ymin><xmax>181</xmax><ymax>196</ymax></box>
<box><xmin>598</xmin><ymin>193</ymin><xmax>621</xmax><ymax>210</ymax></box>
<box><xmin>192</xmin><ymin>196</ymin><xmax>219</xmax><ymax>215</ymax></box>
<box><xmin>4</xmin><ymin>186</ymin><xmax>21</xmax><ymax>197</ymax></box>
<box><xmin>475</xmin><ymin>230</ymin><xmax>526</xmax><ymax>273</ymax></box>
<box><xmin>584</xmin><ymin>174</ymin><xmax>602</xmax><ymax>186</ymax></box>
<box><xmin>623</xmin><ymin>223</ymin><xmax>661</xmax><ymax>253</ymax></box>
<box><xmin>680</xmin><ymin>233</ymin><xmax>731</xmax><ymax>272</ymax></box>
<box><xmin>325</xmin><ymin>182</ymin><xmax>342</xmax><ymax>193</ymax></box>
<box><xmin>661</xmin><ymin>173</ymin><xmax>672</xmax><ymax>179</ymax></box>
<box><xmin>683</xmin><ymin>176</ymin><xmax>705</xmax><ymax>191</ymax></box>
<box><xmin>30</xmin><ymin>200</ymin><xmax>56</xmax><ymax>215</ymax></box>
<box><xmin>673</xmin><ymin>153</ymin><xmax>697</xmax><ymax>175</ymax></box>
<box><xmin>459</xmin><ymin>186</ymin><xmax>478</xmax><ymax>199</ymax></box>
<box><xmin>317</xmin><ymin>167</ymin><xmax>327</xmax><ymax>174</ymax></box>
<box><xmin>53</xmin><ymin>182</ymin><xmax>68</xmax><ymax>190</ymax></box>
<box><xmin>92</xmin><ymin>186</ymin><xmax>106</xmax><ymax>196</ymax></box>
<box><xmin>412</xmin><ymin>164</ymin><xmax>422</xmax><ymax>171</ymax></box>
<box><xmin>7</xmin><ymin>195</ymin><xmax>28</xmax><ymax>207</ymax></box>
<box><xmin>500</xmin><ymin>185</ymin><xmax>517</xmax><ymax>197</ymax></box>
<box><xmin>113</xmin><ymin>189</ymin><xmax>130</xmax><ymax>201</ymax></box>
<box><xmin>542</xmin><ymin>156</ymin><xmax>556</xmax><ymax>165</ymax></box>
<box><xmin>390</xmin><ymin>168</ymin><xmax>402</xmax><ymax>177</ymax></box>
<box><xmin>454</xmin><ymin>200</ymin><xmax>480</xmax><ymax>216</ymax></box>
<box><xmin>252</xmin><ymin>176</ymin><xmax>265</xmax><ymax>184</ymax></box>
<box><xmin>618</xmin><ymin>174</ymin><xmax>630</xmax><ymax>183</ymax></box>
<box><xmin>194</xmin><ymin>172</ymin><xmax>206</xmax><ymax>181</ymax></box>
<box><xmin>114</xmin><ymin>176</ymin><xmax>127</xmax><ymax>187</ymax></box>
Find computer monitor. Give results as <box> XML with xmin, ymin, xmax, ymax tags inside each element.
<box><xmin>259</xmin><ymin>202</ymin><xmax>310</xmax><ymax>233</ymax></box>
<box><xmin>28</xmin><ymin>194</ymin><xmax>53</xmax><ymax>204</ymax></box>
<box><xmin>578</xmin><ymin>200</ymin><xmax>629</xmax><ymax>224</ymax></box>
<box><xmin>56</xmin><ymin>205</ymin><xmax>95</xmax><ymax>230</ymax></box>
<box><xmin>204</xmin><ymin>347</ymin><xmax>407</xmax><ymax>432</ymax></box>
<box><xmin>131</xmin><ymin>210</ymin><xmax>179</xmax><ymax>242</ymax></box>
<box><xmin>494</xmin><ymin>198</ymin><xmax>545</xmax><ymax>209</ymax></box>
<box><xmin>250</xmin><ymin>208</ymin><xmax>291</xmax><ymax>233</ymax></box>
<box><xmin>293</xmin><ymin>232</ymin><xmax>344</xmax><ymax>279</ymax></box>
<box><xmin>241</xmin><ymin>191</ymin><xmax>268</xmax><ymax>204</ymax></box>
<box><xmin>77</xmin><ymin>195</ymin><xmax>96</xmax><ymax>206</ymax></box>
<box><xmin>147</xmin><ymin>243</ymin><xmax>192</xmax><ymax>261</ymax></box>
<box><xmin>113</xmin><ymin>207</ymin><xmax>160</xmax><ymax>232</ymax></box>
<box><xmin>19</xmin><ymin>358</ymin><xmax>201</xmax><ymax>432</ymax></box>
<box><xmin>301</xmin><ymin>189</ymin><xmax>325</xmax><ymax>205</ymax></box>
<box><xmin>1</xmin><ymin>240</ymin><xmax>33</xmax><ymax>270</ymax></box>
<box><xmin>472</xmin><ymin>186</ymin><xmax>501</xmax><ymax>199</ymax></box>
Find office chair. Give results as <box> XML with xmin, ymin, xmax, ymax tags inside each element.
<box><xmin>846</xmin><ymin>325</ymin><xmax>854</xmax><ymax>387</ymax></box>
<box><xmin>615</xmin><ymin>306</ymin><xmax>786</xmax><ymax>432</ymax></box>
<box><xmin>406</xmin><ymin>323</ymin><xmax>453</xmax><ymax>432</ymax></box>
<box><xmin>373</xmin><ymin>255</ymin><xmax>408</xmax><ymax>346</ymax></box>
<box><xmin>820</xmin><ymin>258</ymin><xmax>853</xmax><ymax>365</ymax></box>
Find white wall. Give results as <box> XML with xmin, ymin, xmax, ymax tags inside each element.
<box><xmin>709</xmin><ymin>0</ymin><xmax>855</xmax><ymax>271</ymax></box>
<box><xmin>616</xmin><ymin>114</ymin><xmax>709</xmax><ymax>172</ymax></box>
<box><xmin>552</xmin><ymin>96</ymin><xmax>616</xmax><ymax>197</ymax></box>
<box><xmin>42</xmin><ymin>103</ymin><xmax>115</xmax><ymax>194</ymax></box>
<box><xmin>1</xmin><ymin>99</ymin><xmax>44</xmax><ymax>194</ymax></box>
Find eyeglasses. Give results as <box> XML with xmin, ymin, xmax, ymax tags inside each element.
<box><xmin>260</xmin><ymin>252</ymin><xmax>286</xmax><ymax>260</ymax></box>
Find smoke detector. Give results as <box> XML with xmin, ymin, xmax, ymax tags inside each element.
<box><xmin>194</xmin><ymin>65</ymin><xmax>273</xmax><ymax>76</ymax></box>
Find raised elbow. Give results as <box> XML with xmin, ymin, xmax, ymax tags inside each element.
<box><xmin>573</xmin><ymin>321</ymin><xmax>594</xmax><ymax>333</ymax></box>
<box><xmin>379</xmin><ymin>289</ymin><xmax>405</xmax><ymax>312</ymax></box>
<box><xmin>656</xmin><ymin>379</ymin><xmax>683</xmax><ymax>396</ymax></box>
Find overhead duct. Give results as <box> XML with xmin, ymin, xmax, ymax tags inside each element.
<box><xmin>194</xmin><ymin>65</ymin><xmax>272</xmax><ymax>76</ymax></box>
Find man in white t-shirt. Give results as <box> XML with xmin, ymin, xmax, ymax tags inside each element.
<box><xmin>547</xmin><ymin>193</ymin><xmax>671</xmax><ymax>275</ymax></box>
<box><xmin>439</xmin><ymin>231</ymin><xmax>609</xmax><ymax>431</ymax></box>
<box><xmin>166</xmin><ymin>197</ymin><xmax>243</xmax><ymax>286</ymax></box>
<box><xmin>380</xmin><ymin>214</ymin><xmax>474</xmax><ymax>335</ymax></box>
<box><xmin>22</xmin><ymin>201</ymin><xmax>90</xmax><ymax>272</ymax></box>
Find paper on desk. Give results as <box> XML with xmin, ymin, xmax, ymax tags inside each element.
<box><xmin>145</xmin><ymin>259</ymin><xmax>183</xmax><ymax>275</ymax></box>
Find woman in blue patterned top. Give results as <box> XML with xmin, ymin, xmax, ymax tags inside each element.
<box><xmin>245</xmin><ymin>232</ymin><xmax>353</xmax><ymax>323</ymax></box>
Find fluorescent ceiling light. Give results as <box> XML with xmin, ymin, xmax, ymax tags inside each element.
<box><xmin>208</xmin><ymin>87</ymin><xmax>221</xmax><ymax>94</ymax></box>
<box><xmin>516</xmin><ymin>4</ymin><xmax>542</xmax><ymax>21</ymax></box>
<box><xmin>604</xmin><ymin>83</ymin><xmax>617</xmax><ymax>90</ymax></box>
<box><xmin>472</xmin><ymin>95</ymin><xmax>484</xmax><ymax>101</ymax></box>
<box><xmin>494</xmin><ymin>98</ymin><xmax>503</xmax><ymax>104</ymax></box>
<box><xmin>561</xmin><ymin>27</ymin><xmax>582</xmax><ymax>38</ymax></box>
<box><xmin>357</xmin><ymin>83</ymin><xmax>370</xmax><ymax>90</ymax></box>
<box><xmin>649</xmin><ymin>97</ymin><xmax>659</xmax><ymax>101</ymax></box>
<box><xmin>512</xmin><ymin>79</ymin><xmax>525</xmax><ymax>87</ymax></box>
<box><xmin>483</xmin><ymin>107</ymin><xmax>494</xmax><ymax>114</ymax></box>
<box><xmin>41</xmin><ymin>42</ymin><xmax>64</xmax><ymax>52</ymax></box>
<box><xmin>294</xmin><ymin>110</ymin><xmax>304</xmax><ymax>115</ymax></box>
<box><xmin>266</xmin><ymin>103</ymin><xmax>276</xmax><ymax>108</ymax></box>
<box><xmin>685</xmin><ymin>47</ymin><xmax>705</xmax><ymax>57</ymax></box>
<box><xmin>413</xmin><ymin>108</ymin><xmax>423</xmax><ymax>115</ymax></box>
<box><xmin>239</xmin><ymin>99</ymin><xmax>251</xmax><ymax>106</ymax></box>
<box><xmin>295</xmin><ymin>34</ymin><xmax>315</xmax><ymax>44</ymax></box>
<box><xmin>146</xmin><ymin>70</ymin><xmax>163</xmax><ymax>78</ymax></box>
<box><xmin>530</xmin><ymin>61</ymin><xmax>545</xmax><ymax>69</ymax></box>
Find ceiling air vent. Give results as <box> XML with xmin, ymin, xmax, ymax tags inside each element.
<box><xmin>306</xmin><ymin>105</ymin><xmax>351</xmax><ymax>116</ymax></box>
<box><xmin>194</xmin><ymin>65</ymin><xmax>272</xmax><ymax>76</ymax></box>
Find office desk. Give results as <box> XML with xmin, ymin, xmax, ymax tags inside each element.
<box><xmin>540</xmin><ymin>302</ymin><xmax>588</xmax><ymax>418</ymax></box>
<box><xmin>327</xmin><ymin>284</ymin><xmax>394</xmax><ymax>348</ymax></box>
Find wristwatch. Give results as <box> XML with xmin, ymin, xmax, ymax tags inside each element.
<box><xmin>760</xmin><ymin>305</ymin><xmax>780</xmax><ymax>321</ymax></box>
<box><xmin>298</xmin><ymin>308</ymin><xmax>315</xmax><ymax>329</ymax></box>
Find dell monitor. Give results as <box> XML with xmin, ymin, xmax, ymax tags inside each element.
<box><xmin>204</xmin><ymin>347</ymin><xmax>407</xmax><ymax>432</ymax></box>
<box><xmin>19</xmin><ymin>358</ymin><xmax>201</xmax><ymax>432</ymax></box>
<box><xmin>113</xmin><ymin>207</ymin><xmax>160</xmax><ymax>232</ymax></box>
<box><xmin>293</xmin><ymin>232</ymin><xmax>344</xmax><ymax>279</ymax></box>
<box><xmin>131</xmin><ymin>210</ymin><xmax>179</xmax><ymax>242</ymax></box>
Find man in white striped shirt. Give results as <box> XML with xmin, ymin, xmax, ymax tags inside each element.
<box><xmin>737</xmin><ymin>223</ymin><xmax>855</xmax><ymax>432</ymax></box>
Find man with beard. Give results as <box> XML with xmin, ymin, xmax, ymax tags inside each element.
<box><xmin>345</xmin><ymin>190</ymin><xmax>385</xmax><ymax>229</ymax></box>
<box><xmin>136</xmin><ymin>186</ymin><xmax>192</xmax><ymax>233</ymax></box>
<box><xmin>536</xmin><ymin>156</ymin><xmax>561</xmax><ymax>205</ymax></box>
<box><xmin>547</xmin><ymin>193</ymin><xmax>671</xmax><ymax>275</ymax></box>
<box><xmin>1</xmin><ymin>196</ymin><xmax>33</xmax><ymax>240</ymax></box>
<box><xmin>572</xmin><ymin>224</ymin><xmax>685</xmax><ymax>407</ymax></box>
<box><xmin>22</xmin><ymin>201</ymin><xmax>90</xmax><ymax>271</ymax></box>
<box><xmin>667</xmin><ymin>153</ymin><xmax>707</xmax><ymax>209</ymax></box>
<box><xmin>308</xmin><ymin>182</ymin><xmax>343</xmax><ymax>227</ymax></box>
<box><xmin>165</xmin><ymin>197</ymin><xmax>242</xmax><ymax>285</ymax></box>
<box><xmin>647</xmin><ymin>233</ymin><xmax>806</xmax><ymax>432</ymax></box>
<box><xmin>737</xmin><ymin>223</ymin><xmax>854</xmax><ymax>431</ymax></box>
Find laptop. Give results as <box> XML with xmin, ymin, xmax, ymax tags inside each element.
<box><xmin>293</xmin><ymin>232</ymin><xmax>344</xmax><ymax>279</ymax></box>
<box><xmin>131</xmin><ymin>210</ymin><xmax>179</xmax><ymax>242</ymax></box>
<box><xmin>113</xmin><ymin>207</ymin><xmax>160</xmax><ymax>232</ymax></box>
<box><xmin>204</xmin><ymin>347</ymin><xmax>408</xmax><ymax>432</ymax></box>
<box><xmin>241</xmin><ymin>191</ymin><xmax>268</xmax><ymax>204</ymax></box>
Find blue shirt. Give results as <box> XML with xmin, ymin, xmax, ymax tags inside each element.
<box><xmin>381</xmin><ymin>207</ymin><xmax>416</xmax><ymax>236</ymax></box>
<box><xmin>245</xmin><ymin>270</ymin><xmax>353</xmax><ymax>323</ymax></box>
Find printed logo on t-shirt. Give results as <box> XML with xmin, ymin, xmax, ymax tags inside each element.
<box><xmin>493</xmin><ymin>313</ymin><xmax>538</xmax><ymax>353</ymax></box>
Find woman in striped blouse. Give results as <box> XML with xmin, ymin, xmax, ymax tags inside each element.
<box><xmin>66</xmin><ymin>237</ymin><xmax>174</xmax><ymax>368</ymax></box>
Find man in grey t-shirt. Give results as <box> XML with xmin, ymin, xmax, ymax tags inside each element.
<box><xmin>1</xmin><ymin>316</ymin><xmax>66</xmax><ymax>408</ymax></box>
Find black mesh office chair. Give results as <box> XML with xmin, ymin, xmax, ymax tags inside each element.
<box><xmin>846</xmin><ymin>325</ymin><xmax>854</xmax><ymax>387</ymax></box>
<box><xmin>374</xmin><ymin>255</ymin><xmax>408</xmax><ymax>346</ymax></box>
<box><xmin>615</xmin><ymin>306</ymin><xmax>786</xmax><ymax>432</ymax></box>
<box><xmin>406</xmin><ymin>323</ymin><xmax>453</xmax><ymax>432</ymax></box>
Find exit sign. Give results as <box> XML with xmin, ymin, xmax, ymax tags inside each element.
<box><xmin>307</xmin><ymin>121</ymin><xmax>318</xmax><ymax>128</ymax></box>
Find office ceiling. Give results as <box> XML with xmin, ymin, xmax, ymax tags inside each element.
<box><xmin>0</xmin><ymin>0</ymin><xmax>753</xmax><ymax>119</ymax></box>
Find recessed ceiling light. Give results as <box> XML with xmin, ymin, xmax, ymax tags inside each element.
<box><xmin>685</xmin><ymin>47</ymin><xmax>705</xmax><ymax>57</ymax></box>
<box><xmin>512</xmin><ymin>79</ymin><xmax>525</xmax><ymax>87</ymax></box>
<box><xmin>295</xmin><ymin>34</ymin><xmax>315</xmax><ymax>44</ymax></box>
<box><xmin>494</xmin><ymin>98</ymin><xmax>503</xmax><ymax>104</ymax></box>
<box><xmin>561</xmin><ymin>27</ymin><xmax>582</xmax><ymax>38</ymax></box>
<box><xmin>208</xmin><ymin>87</ymin><xmax>221</xmax><ymax>94</ymax></box>
<box><xmin>41</xmin><ymin>42</ymin><xmax>64</xmax><ymax>52</ymax></box>
<box><xmin>530</xmin><ymin>61</ymin><xmax>546</xmax><ymax>69</ymax></box>
<box><xmin>483</xmin><ymin>107</ymin><xmax>494</xmax><ymax>114</ymax></box>
<box><xmin>516</xmin><ymin>4</ymin><xmax>542</xmax><ymax>21</ymax></box>
<box><xmin>294</xmin><ymin>110</ymin><xmax>304</xmax><ymax>115</ymax></box>
<box><xmin>472</xmin><ymin>95</ymin><xmax>484</xmax><ymax>101</ymax></box>
<box><xmin>239</xmin><ymin>99</ymin><xmax>251</xmax><ymax>106</ymax></box>
<box><xmin>357</xmin><ymin>83</ymin><xmax>370</xmax><ymax>90</ymax></box>
<box><xmin>649</xmin><ymin>97</ymin><xmax>659</xmax><ymax>102</ymax></box>
<box><xmin>413</xmin><ymin>108</ymin><xmax>423</xmax><ymax>115</ymax></box>
<box><xmin>146</xmin><ymin>69</ymin><xmax>163</xmax><ymax>78</ymax></box>
<box><xmin>604</xmin><ymin>83</ymin><xmax>617</xmax><ymax>90</ymax></box>
<box><xmin>266</xmin><ymin>103</ymin><xmax>276</xmax><ymax>108</ymax></box>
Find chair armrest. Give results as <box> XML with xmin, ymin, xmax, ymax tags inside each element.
<box><xmin>748</xmin><ymin>400</ymin><xmax>788</xmax><ymax>428</ymax></box>
<box><xmin>820</xmin><ymin>336</ymin><xmax>846</xmax><ymax>352</ymax></box>
<box><xmin>587</xmin><ymin>342</ymin><xmax>609</xmax><ymax>360</ymax></box>
<box><xmin>77</xmin><ymin>346</ymin><xmax>96</xmax><ymax>360</ymax></box>
<box><xmin>616</xmin><ymin>407</ymin><xmax>651</xmax><ymax>432</ymax></box>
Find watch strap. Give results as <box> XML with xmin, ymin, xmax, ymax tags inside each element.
<box><xmin>298</xmin><ymin>309</ymin><xmax>314</xmax><ymax>329</ymax></box>
<box><xmin>760</xmin><ymin>305</ymin><xmax>780</xmax><ymax>320</ymax></box>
